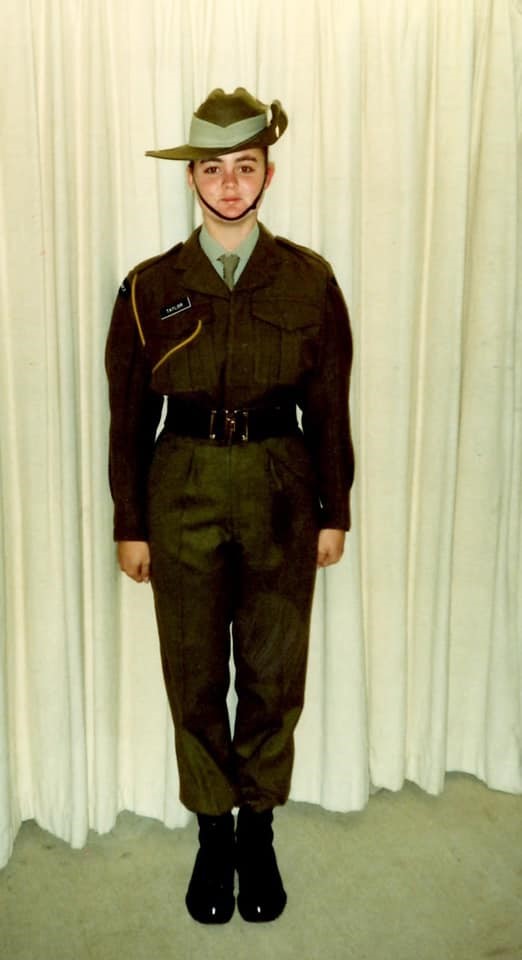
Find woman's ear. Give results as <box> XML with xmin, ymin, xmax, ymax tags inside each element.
<box><xmin>264</xmin><ymin>162</ymin><xmax>275</xmax><ymax>189</ymax></box>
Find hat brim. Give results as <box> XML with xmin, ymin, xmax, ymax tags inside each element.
<box><xmin>146</xmin><ymin>101</ymin><xmax>287</xmax><ymax>161</ymax></box>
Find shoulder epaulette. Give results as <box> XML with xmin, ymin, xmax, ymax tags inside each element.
<box><xmin>118</xmin><ymin>242</ymin><xmax>184</xmax><ymax>299</ymax></box>
<box><xmin>275</xmin><ymin>235</ymin><xmax>332</xmax><ymax>272</ymax></box>
<box><xmin>130</xmin><ymin>241</ymin><xmax>184</xmax><ymax>280</ymax></box>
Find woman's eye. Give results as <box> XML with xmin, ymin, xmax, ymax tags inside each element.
<box><xmin>203</xmin><ymin>165</ymin><xmax>220</xmax><ymax>175</ymax></box>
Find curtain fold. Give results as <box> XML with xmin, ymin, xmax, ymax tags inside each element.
<box><xmin>1</xmin><ymin>0</ymin><xmax>520</xmax><ymax>867</ymax></box>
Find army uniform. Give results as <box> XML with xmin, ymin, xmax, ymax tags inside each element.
<box><xmin>106</xmin><ymin>85</ymin><xmax>354</xmax><ymax>925</ymax></box>
<box><xmin>106</xmin><ymin>222</ymin><xmax>354</xmax><ymax>813</ymax></box>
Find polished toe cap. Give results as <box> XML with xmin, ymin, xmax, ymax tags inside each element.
<box><xmin>237</xmin><ymin>885</ymin><xmax>287</xmax><ymax>923</ymax></box>
<box><xmin>185</xmin><ymin>885</ymin><xmax>235</xmax><ymax>924</ymax></box>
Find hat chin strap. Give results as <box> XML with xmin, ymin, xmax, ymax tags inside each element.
<box><xmin>194</xmin><ymin>178</ymin><xmax>268</xmax><ymax>223</ymax></box>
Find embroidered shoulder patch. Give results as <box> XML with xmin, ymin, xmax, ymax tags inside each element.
<box><xmin>160</xmin><ymin>297</ymin><xmax>192</xmax><ymax>320</ymax></box>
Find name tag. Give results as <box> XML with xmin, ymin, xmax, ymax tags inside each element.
<box><xmin>160</xmin><ymin>297</ymin><xmax>192</xmax><ymax>320</ymax></box>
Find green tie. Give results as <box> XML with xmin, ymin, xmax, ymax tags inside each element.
<box><xmin>218</xmin><ymin>253</ymin><xmax>240</xmax><ymax>290</ymax></box>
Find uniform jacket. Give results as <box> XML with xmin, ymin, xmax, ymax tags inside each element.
<box><xmin>105</xmin><ymin>223</ymin><xmax>354</xmax><ymax>541</ymax></box>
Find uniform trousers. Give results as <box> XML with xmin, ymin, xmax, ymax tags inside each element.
<box><xmin>147</xmin><ymin>431</ymin><xmax>319</xmax><ymax>814</ymax></box>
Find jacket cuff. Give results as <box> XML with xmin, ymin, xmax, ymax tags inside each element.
<box><xmin>319</xmin><ymin>502</ymin><xmax>351</xmax><ymax>532</ymax></box>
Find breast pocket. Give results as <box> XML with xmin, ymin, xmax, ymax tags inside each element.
<box><xmin>253</xmin><ymin>301</ymin><xmax>321</xmax><ymax>386</ymax></box>
<box><xmin>148</xmin><ymin>304</ymin><xmax>217</xmax><ymax>393</ymax></box>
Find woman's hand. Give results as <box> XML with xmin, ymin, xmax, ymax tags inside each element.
<box><xmin>117</xmin><ymin>541</ymin><xmax>151</xmax><ymax>583</ymax></box>
<box><xmin>316</xmin><ymin>529</ymin><xmax>345</xmax><ymax>568</ymax></box>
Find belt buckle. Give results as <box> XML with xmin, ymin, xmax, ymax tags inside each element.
<box><xmin>231</xmin><ymin>409</ymin><xmax>249</xmax><ymax>443</ymax></box>
<box><xmin>209</xmin><ymin>409</ymin><xmax>217</xmax><ymax>441</ymax></box>
<box><xmin>240</xmin><ymin>409</ymin><xmax>249</xmax><ymax>442</ymax></box>
<box><xmin>209</xmin><ymin>409</ymin><xmax>249</xmax><ymax>443</ymax></box>
<box><xmin>224</xmin><ymin>410</ymin><xmax>236</xmax><ymax>444</ymax></box>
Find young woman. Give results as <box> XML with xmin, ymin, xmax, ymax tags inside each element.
<box><xmin>106</xmin><ymin>87</ymin><xmax>354</xmax><ymax>925</ymax></box>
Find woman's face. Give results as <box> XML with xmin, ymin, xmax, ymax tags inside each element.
<box><xmin>187</xmin><ymin>148</ymin><xmax>274</xmax><ymax>222</ymax></box>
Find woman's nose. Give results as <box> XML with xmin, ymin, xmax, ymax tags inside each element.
<box><xmin>222</xmin><ymin>167</ymin><xmax>238</xmax><ymax>186</ymax></box>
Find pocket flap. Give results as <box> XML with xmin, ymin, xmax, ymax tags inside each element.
<box><xmin>253</xmin><ymin>301</ymin><xmax>320</xmax><ymax>331</ymax></box>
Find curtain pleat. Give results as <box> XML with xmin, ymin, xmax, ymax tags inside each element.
<box><xmin>1</xmin><ymin>0</ymin><xmax>520</xmax><ymax>867</ymax></box>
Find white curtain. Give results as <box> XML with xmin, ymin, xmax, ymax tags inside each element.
<box><xmin>1</xmin><ymin>0</ymin><xmax>520</xmax><ymax>867</ymax></box>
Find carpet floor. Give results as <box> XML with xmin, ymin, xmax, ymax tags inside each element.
<box><xmin>1</xmin><ymin>775</ymin><xmax>521</xmax><ymax>960</ymax></box>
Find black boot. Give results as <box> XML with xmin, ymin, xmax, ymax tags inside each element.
<box><xmin>236</xmin><ymin>806</ymin><xmax>287</xmax><ymax>922</ymax></box>
<box><xmin>185</xmin><ymin>813</ymin><xmax>235</xmax><ymax>924</ymax></box>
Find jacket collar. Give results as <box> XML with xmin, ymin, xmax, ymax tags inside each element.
<box><xmin>174</xmin><ymin>223</ymin><xmax>283</xmax><ymax>295</ymax></box>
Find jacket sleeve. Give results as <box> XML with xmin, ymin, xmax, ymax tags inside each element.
<box><xmin>301</xmin><ymin>273</ymin><xmax>354</xmax><ymax>530</ymax></box>
<box><xmin>105</xmin><ymin>281</ymin><xmax>164</xmax><ymax>541</ymax></box>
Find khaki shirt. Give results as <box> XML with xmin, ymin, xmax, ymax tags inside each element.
<box><xmin>105</xmin><ymin>223</ymin><xmax>354</xmax><ymax>540</ymax></box>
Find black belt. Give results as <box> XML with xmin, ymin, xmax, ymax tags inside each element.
<box><xmin>164</xmin><ymin>400</ymin><xmax>299</xmax><ymax>445</ymax></box>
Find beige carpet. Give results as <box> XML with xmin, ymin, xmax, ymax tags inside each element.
<box><xmin>2</xmin><ymin>775</ymin><xmax>521</xmax><ymax>960</ymax></box>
